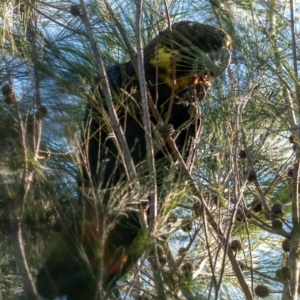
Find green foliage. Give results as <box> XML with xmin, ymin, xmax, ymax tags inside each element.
<box><xmin>0</xmin><ymin>0</ymin><xmax>299</xmax><ymax>299</ymax></box>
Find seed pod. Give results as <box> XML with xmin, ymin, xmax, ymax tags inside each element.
<box><xmin>254</xmin><ymin>285</ymin><xmax>269</xmax><ymax>298</ymax></box>
<box><xmin>287</xmin><ymin>167</ymin><xmax>294</xmax><ymax>178</ymax></box>
<box><xmin>211</xmin><ymin>195</ymin><xmax>219</xmax><ymax>206</ymax></box>
<box><xmin>282</xmin><ymin>239</ymin><xmax>290</xmax><ymax>252</ymax></box>
<box><xmin>251</xmin><ymin>199</ymin><xmax>263</xmax><ymax>213</ymax></box>
<box><xmin>35</xmin><ymin>106</ymin><xmax>48</xmax><ymax>119</ymax></box>
<box><xmin>272</xmin><ymin>218</ymin><xmax>283</xmax><ymax>229</ymax></box>
<box><xmin>289</xmin><ymin>135</ymin><xmax>296</xmax><ymax>144</ymax></box>
<box><xmin>281</xmin><ymin>266</ymin><xmax>292</xmax><ymax>281</ymax></box>
<box><xmin>158</xmin><ymin>256</ymin><xmax>167</xmax><ymax>266</ymax></box>
<box><xmin>4</xmin><ymin>95</ymin><xmax>16</xmax><ymax>105</ymax></box>
<box><xmin>235</xmin><ymin>208</ymin><xmax>244</xmax><ymax>222</ymax></box>
<box><xmin>70</xmin><ymin>5</ymin><xmax>81</xmax><ymax>16</ymax></box>
<box><xmin>247</xmin><ymin>169</ymin><xmax>257</xmax><ymax>182</ymax></box>
<box><xmin>181</xmin><ymin>219</ymin><xmax>193</xmax><ymax>232</ymax></box>
<box><xmin>276</xmin><ymin>266</ymin><xmax>292</xmax><ymax>281</ymax></box>
<box><xmin>239</xmin><ymin>150</ymin><xmax>247</xmax><ymax>159</ymax></box>
<box><xmin>167</xmin><ymin>212</ymin><xmax>177</xmax><ymax>223</ymax></box>
<box><xmin>230</xmin><ymin>239</ymin><xmax>243</xmax><ymax>252</ymax></box>
<box><xmin>181</xmin><ymin>261</ymin><xmax>193</xmax><ymax>278</ymax></box>
<box><xmin>271</xmin><ymin>203</ymin><xmax>284</xmax><ymax>217</ymax></box>
<box><xmin>235</xmin><ymin>208</ymin><xmax>251</xmax><ymax>222</ymax></box>
<box><xmin>3</xmin><ymin>84</ymin><xmax>16</xmax><ymax>105</ymax></box>
<box><xmin>2</xmin><ymin>83</ymin><xmax>13</xmax><ymax>96</ymax></box>
<box><xmin>178</xmin><ymin>247</ymin><xmax>187</xmax><ymax>256</ymax></box>
<box><xmin>193</xmin><ymin>200</ymin><xmax>203</xmax><ymax>217</ymax></box>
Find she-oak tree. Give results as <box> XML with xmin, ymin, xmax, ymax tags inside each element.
<box><xmin>0</xmin><ymin>0</ymin><xmax>299</xmax><ymax>300</ymax></box>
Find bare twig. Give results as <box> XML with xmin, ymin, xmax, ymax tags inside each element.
<box><xmin>203</xmin><ymin>207</ymin><xmax>218</xmax><ymax>299</ymax></box>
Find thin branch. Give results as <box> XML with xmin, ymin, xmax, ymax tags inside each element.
<box><xmin>23</xmin><ymin>0</ymin><xmax>87</xmax><ymax>37</ymax></box>
<box><xmin>203</xmin><ymin>209</ymin><xmax>218</xmax><ymax>299</ymax></box>
<box><xmin>135</xmin><ymin>0</ymin><xmax>157</xmax><ymax>224</ymax></box>
<box><xmin>6</xmin><ymin>197</ymin><xmax>38</xmax><ymax>300</ymax></box>
<box><xmin>79</xmin><ymin>0</ymin><xmax>136</xmax><ymax>180</ymax></box>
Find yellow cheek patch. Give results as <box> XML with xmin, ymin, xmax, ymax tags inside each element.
<box><xmin>149</xmin><ymin>47</ymin><xmax>193</xmax><ymax>91</ymax></box>
<box><xmin>149</xmin><ymin>47</ymin><xmax>173</xmax><ymax>71</ymax></box>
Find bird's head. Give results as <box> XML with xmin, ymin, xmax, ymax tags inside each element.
<box><xmin>145</xmin><ymin>21</ymin><xmax>232</xmax><ymax>91</ymax></box>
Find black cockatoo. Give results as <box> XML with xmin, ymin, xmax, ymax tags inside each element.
<box><xmin>36</xmin><ymin>21</ymin><xmax>231</xmax><ymax>299</ymax></box>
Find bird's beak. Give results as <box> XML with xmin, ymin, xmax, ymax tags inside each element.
<box><xmin>207</xmin><ymin>48</ymin><xmax>231</xmax><ymax>77</ymax></box>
